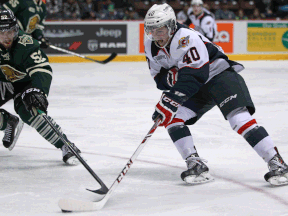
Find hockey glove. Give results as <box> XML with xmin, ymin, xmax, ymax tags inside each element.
<box><xmin>152</xmin><ymin>92</ymin><xmax>183</xmax><ymax>127</ymax></box>
<box><xmin>167</xmin><ymin>67</ymin><xmax>178</xmax><ymax>87</ymax></box>
<box><xmin>21</xmin><ymin>88</ymin><xmax>48</xmax><ymax>116</ymax></box>
<box><xmin>38</xmin><ymin>36</ymin><xmax>50</xmax><ymax>49</ymax></box>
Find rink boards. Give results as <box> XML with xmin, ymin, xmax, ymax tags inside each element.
<box><xmin>44</xmin><ymin>20</ymin><xmax>288</xmax><ymax>62</ymax></box>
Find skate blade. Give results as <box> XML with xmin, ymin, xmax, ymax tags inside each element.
<box><xmin>268</xmin><ymin>173</ymin><xmax>288</xmax><ymax>186</ymax></box>
<box><xmin>184</xmin><ymin>172</ymin><xmax>214</xmax><ymax>184</ymax></box>
<box><xmin>65</xmin><ymin>155</ymin><xmax>86</xmax><ymax>166</ymax></box>
<box><xmin>8</xmin><ymin>120</ymin><xmax>24</xmax><ymax>151</ymax></box>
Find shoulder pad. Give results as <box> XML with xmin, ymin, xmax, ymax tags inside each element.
<box><xmin>170</xmin><ymin>28</ymin><xmax>199</xmax><ymax>60</ymax></box>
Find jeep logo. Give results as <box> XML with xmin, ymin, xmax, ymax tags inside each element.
<box><xmin>96</xmin><ymin>28</ymin><xmax>122</xmax><ymax>38</ymax></box>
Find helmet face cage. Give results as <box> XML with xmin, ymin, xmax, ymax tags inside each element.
<box><xmin>0</xmin><ymin>24</ymin><xmax>19</xmax><ymax>41</ymax></box>
<box><xmin>144</xmin><ymin>19</ymin><xmax>176</xmax><ymax>41</ymax></box>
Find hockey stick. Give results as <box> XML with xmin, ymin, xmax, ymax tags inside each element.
<box><xmin>48</xmin><ymin>45</ymin><xmax>117</xmax><ymax>64</ymax></box>
<box><xmin>58</xmin><ymin>117</ymin><xmax>162</xmax><ymax>212</ymax></box>
<box><xmin>37</xmin><ymin>109</ymin><xmax>109</xmax><ymax>195</ymax></box>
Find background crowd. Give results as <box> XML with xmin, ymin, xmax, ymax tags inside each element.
<box><xmin>43</xmin><ymin>0</ymin><xmax>288</xmax><ymax>21</ymax></box>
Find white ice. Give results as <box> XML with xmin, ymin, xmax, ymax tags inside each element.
<box><xmin>1</xmin><ymin>60</ymin><xmax>288</xmax><ymax>216</ymax></box>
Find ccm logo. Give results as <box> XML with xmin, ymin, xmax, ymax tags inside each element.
<box><xmin>163</xmin><ymin>96</ymin><xmax>179</xmax><ymax>107</ymax></box>
<box><xmin>21</xmin><ymin>88</ymin><xmax>40</xmax><ymax>99</ymax></box>
<box><xmin>220</xmin><ymin>94</ymin><xmax>237</xmax><ymax>108</ymax></box>
<box><xmin>117</xmin><ymin>159</ymin><xmax>133</xmax><ymax>183</ymax></box>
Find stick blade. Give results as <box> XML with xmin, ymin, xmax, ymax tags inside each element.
<box><xmin>86</xmin><ymin>187</ymin><xmax>108</xmax><ymax>194</ymax></box>
<box><xmin>101</xmin><ymin>52</ymin><xmax>117</xmax><ymax>64</ymax></box>
<box><xmin>59</xmin><ymin>198</ymin><xmax>104</xmax><ymax>212</ymax></box>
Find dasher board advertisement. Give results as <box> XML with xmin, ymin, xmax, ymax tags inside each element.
<box><xmin>248</xmin><ymin>23</ymin><xmax>288</xmax><ymax>52</ymax></box>
<box><xmin>43</xmin><ymin>23</ymin><xmax>127</xmax><ymax>54</ymax></box>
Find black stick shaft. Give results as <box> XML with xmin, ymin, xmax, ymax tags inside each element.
<box><xmin>49</xmin><ymin>45</ymin><xmax>117</xmax><ymax>64</ymax></box>
<box><xmin>38</xmin><ymin>111</ymin><xmax>108</xmax><ymax>194</ymax></box>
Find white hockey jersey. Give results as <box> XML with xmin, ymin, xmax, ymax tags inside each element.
<box><xmin>184</xmin><ymin>8</ymin><xmax>217</xmax><ymax>41</ymax></box>
<box><xmin>145</xmin><ymin>23</ymin><xmax>244</xmax><ymax>98</ymax></box>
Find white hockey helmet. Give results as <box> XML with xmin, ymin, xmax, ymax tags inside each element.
<box><xmin>144</xmin><ymin>3</ymin><xmax>177</xmax><ymax>42</ymax></box>
<box><xmin>191</xmin><ymin>0</ymin><xmax>203</xmax><ymax>5</ymax></box>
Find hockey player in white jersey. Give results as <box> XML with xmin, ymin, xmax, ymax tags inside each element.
<box><xmin>184</xmin><ymin>0</ymin><xmax>217</xmax><ymax>42</ymax></box>
<box><xmin>144</xmin><ymin>3</ymin><xmax>288</xmax><ymax>186</ymax></box>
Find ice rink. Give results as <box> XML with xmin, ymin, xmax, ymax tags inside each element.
<box><xmin>1</xmin><ymin>60</ymin><xmax>288</xmax><ymax>216</ymax></box>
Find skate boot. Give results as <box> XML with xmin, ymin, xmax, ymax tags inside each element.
<box><xmin>264</xmin><ymin>148</ymin><xmax>288</xmax><ymax>186</ymax></box>
<box><xmin>62</xmin><ymin>142</ymin><xmax>82</xmax><ymax>165</ymax></box>
<box><xmin>1</xmin><ymin>109</ymin><xmax>24</xmax><ymax>151</ymax></box>
<box><xmin>181</xmin><ymin>153</ymin><xmax>214</xmax><ymax>184</ymax></box>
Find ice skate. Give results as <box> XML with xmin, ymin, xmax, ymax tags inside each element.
<box><xmin>264</xmin><ymin>149</ymin><xmax>288</xmax><ymax>186</ymax></box>
<box><xmin>62</xmin><ymin>142</ymin><xmax>82</xmax><ymax>166</ymax></box>
<box><xmin>1</xmin><ymin>109</ymin><xmax>24</xmax><ymax>151</ymax></box>
<box><xmin>181</xmin><ymin>153</ymin><xmax>214</xmax><ymax>184</ymax></box>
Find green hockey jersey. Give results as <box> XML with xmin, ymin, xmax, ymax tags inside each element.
<box><xmin>0</xmin><ymin>31</ymin><xmax>52</xmax><ymax>96</ymax></box>
<box><xmin>3</xmin><ymin>0</ymin><xmax>47</xmax><ymax>40</ymax></box>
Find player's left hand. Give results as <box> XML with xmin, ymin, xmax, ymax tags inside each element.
<box><xmin>21</xmin><ymin>88</ymin><xmax>48</xmax><ymax>116</ymax></box>
<box><xmin>39</xmin><ymin>36</ymin><xmax>50</xmax><ymax>49</ymax></box>
<box><xmin>152</xmin><ymin>92</ymin><xmax>182</xmax><ymax>127</ymax></box>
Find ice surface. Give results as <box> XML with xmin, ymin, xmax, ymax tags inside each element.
<box><xmin>1</xmin><ymin>60</ymin><xmax>288</xmax><ymax>216</ymax></box>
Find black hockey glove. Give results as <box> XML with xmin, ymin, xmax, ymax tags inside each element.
<box><xmin>38</xmin><ymin>36</ymin><xmax>50</xmax><ymax>49</ymax></box>
<box><xmin>152</xmin><ymin>92</ymin><xmax>184</xmax><ymax>127</ymax></box>
<box><xmin>21</xmin><ymin>88</ymin><xmax>48</xmax><ymax>116</ymax></box>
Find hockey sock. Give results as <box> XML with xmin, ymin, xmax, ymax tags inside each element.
<box><xmin>227</xmin><ymin>107</ymin><xmax>276</xmax><ymax>162</ymax></box>
<box><xmin>167</xmin><ymin>124</ymin><xmax>197</xmax><ymax>159</ymax></box>
<box><xmin>29</xmin><ymin>114</ymin><xmax>66</xmax><ymax>148</ymax></box>
<box><xmin>243</xmin><ymin>126</ymin><xmax>276</xmax><ymax>162</ymax></box>
<box><xmin>17</xmin><ymin>105</ymin><xmax>67</xmax><ymax>148</ymax></box>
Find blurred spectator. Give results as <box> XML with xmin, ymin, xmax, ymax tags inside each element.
<box><xmin>123</xmin><ymin>6</ymin><xmax>141</xmax><ymax>20</ymax></box>
<box><xmin>113</xmin><ymin>0</ymin><xmax>130</xmax><ymax>8</ymax></box>
<box><xmin>271</xmin><ymin>0</ymin><xmax>288</xmax><ymax>19</ymax></box>
<box><xmin>63</xmin><ymin>0</ymin><xmax>81</xmax><ymax>20</ymax></box>
<box><xmin>235</xmin><ymin>9</ymin><xmax>248</xmax><ymax>20</ymax></box>
<box><xmin>101</xmin><ymin>0</ymin><xmax>122</xmax><ymax>20</ymax></box>
<box><xmin>177</xmin><ymin>2</ymin><xmax>189</xmax><ymax>21</ymax></box>
<box><xmin>80</xmin><ymin>0</ymin><xmax>99</xmax><ymax>20</ymax></box>
<box><xmin>202</xmin><ymin>2</ymin><xmax>215</xmax><ymax>19</ymax></box>
<box><xmin>264</xmin><ymin>8</ymin><xmax>276</xmax><ymax>19</ymax></box>
<box><xmin>215</xmin><ymin>1</ymin><xmax>236</xmax><ymax>20</ymax></box>
<box><xmin>46</xmin><ymin>0</ymin><xmax>63</xmax><ymax>20</ymax></box>
<box><xmin>250</xmin><ymin>8</ymin><xmax>265</xmax><ymax>20</ymax></box>
<box><xmin>254</xmin><ymin>0</ymin><xmax>267</xmax><ymax>13</ymax></box>
<box><xmin>101</xmin><ymin>0</ymin><xmax>115</xmax><ymax>12</ymax></box>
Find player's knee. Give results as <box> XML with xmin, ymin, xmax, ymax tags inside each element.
<box><xmin>227</xmin><ymin>107</ymin><xmax>258</xmax><ymax>136</ymax></box>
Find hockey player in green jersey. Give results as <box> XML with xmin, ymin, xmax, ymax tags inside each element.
<box><xmin>0</xmin><ymin>9</ymin><xmax>81</xmax><ymax>165</ymax></box>
<box><xmin>2</xmin><ymin>0</ymin><xmax>49</xmax><ymax>49</ymax></box>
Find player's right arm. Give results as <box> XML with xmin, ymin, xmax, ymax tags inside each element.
<box><xmin>144</xmin><ymin>40</ymin><xmax>171</xmax><ymax>91</ymax></box>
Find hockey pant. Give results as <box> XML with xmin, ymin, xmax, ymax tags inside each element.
<box><xmin>166</xmin><ymin>70</ymin><xmax>276</xmax><ymax>161</ymax></box>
